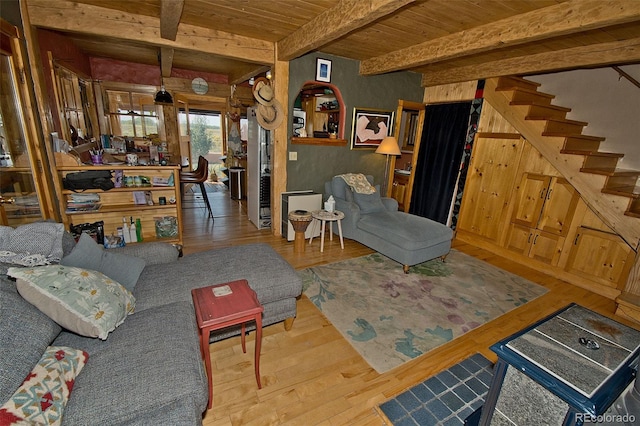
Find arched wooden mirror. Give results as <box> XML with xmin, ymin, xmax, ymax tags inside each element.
<box><xmin>291</xmin><ymin>82</ymin><xmax>346</xmax><ymax>146</ymax></box>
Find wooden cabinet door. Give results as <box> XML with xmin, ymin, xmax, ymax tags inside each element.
<box><xmin>506</xmin><ymin>224</ymin><xmax>563</xmax><ymax>265</ymax></box>
<box><xmin>528</xmin><ymin>230</ymin><xmax>564</xmax><ymax>265</ymax></box>
<box><xmin>511</xmin><ymin>173</ymin><xmax>550</xmax><ymax>228</ymax></box>
<box><xmin>566</xmin><ymin>227</ymin><xmax>634</xmax><ymax>290</ymax></box>
<box><xmin>538</xmin><ymin>177</ymin><xmax>579</xmax><ymax>236</ymax></box>
<box><xmin>457</xmin><ymin>135</ymin><xmax>524</xmax><ymax>243</ymax></box>
<box><xmin>505</xmin><ymin>223</ymin><xmax>532</xmax><ymax>256</ymax></box>
<box><xmin>391</xmin><ymin>174</ymin><xmax>409</xmax><ymax>211</ymax></box>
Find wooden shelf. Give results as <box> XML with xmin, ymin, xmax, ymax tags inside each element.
<box><xmin>62</xmin><ymin>186</ymin><xmax>176</xmax><ymax>195</ymax></box>
<box><xmin>66</xmin><ymin>203</ymin><xmax>177</xmax><ymax>215</ymax></box>
<box><xmin>57</xmin><ymin>164</ymin><xmax>183</xmax><ymax>245</ymax></box>
<box><xmin>57</xmin><ymin>164</ymin><xmax>180</xmax><ymax>171</ymax></box>
<box><xmin>291</xmin><ymin>137</ymin><xmax>347</xmax><ymax>146</ymax></box>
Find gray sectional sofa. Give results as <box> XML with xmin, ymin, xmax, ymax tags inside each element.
<box><xmin>0</xmin><ymin>228</ymin><xmax>302</xmax><ymax>425</ymax></box>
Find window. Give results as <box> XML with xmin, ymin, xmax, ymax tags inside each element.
<box><xmin>52</xmin><ymin>64</ymin><xmax>96</xmax><ymax>143</ymax></box>
<box><xmin>178</xmin><ymin>109</ymin><xmax>223</xmax><ymax>160</ymax></box>
<box><xmin>104</xmin><ymin>90</ymin><xmax>158</xmax><ymax>137</ymax></box>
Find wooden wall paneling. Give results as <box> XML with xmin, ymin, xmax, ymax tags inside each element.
<box><xmin>423</xmin><ymin>81</ymin><xmax>477</xmax><ymax>104</ymax></box>
<box><xmin>457</xmin><ymin>134</ymin><xmax>524</xmax><ymax>244</ymax></box>
<box><xmin>477</xmin><ymin>101</ymin><xmax>518</xmax><ymax>134</ymax></box>
<box><xmin>517</xmin><ymin>142</ymin><xmax>559</xmax><ymax>177</ymax></box>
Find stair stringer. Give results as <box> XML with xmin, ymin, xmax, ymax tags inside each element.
<box><xmin>484</xmin><ymin>77</ymin><xmax>640</xmax><ymax>250</ymax></box>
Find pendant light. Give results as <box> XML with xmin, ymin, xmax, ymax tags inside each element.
<box><xmin>154</xmin><ymin>78</ymin><xmax>173</xmax><ymax>105</ymax></box>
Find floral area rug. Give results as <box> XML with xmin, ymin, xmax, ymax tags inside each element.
<box><xmin>300</xmin><ymin>250</ymin><xmax>547</xmax><ymax>374</ymax></box>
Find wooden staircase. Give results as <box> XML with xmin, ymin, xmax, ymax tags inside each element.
<box><xmin>484</xmin><ymin>76</ymin><xmax>640</xmax><ymax>251</ymax></box>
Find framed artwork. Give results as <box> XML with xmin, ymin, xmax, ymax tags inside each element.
<box><xmin>351</xmin><ymin>108</ymin><xmax>395</xmax><ymax>149</ymax></box>
<box><xmin>316</xmin><ymin>58</ymin><xmax>332</xmax><ymax>83</ymax></box>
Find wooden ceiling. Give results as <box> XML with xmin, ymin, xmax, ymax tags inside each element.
<box><xmin>24</xmin><ymin>0</ymin><xmax>640</xmax><ymax>86</ymax></box>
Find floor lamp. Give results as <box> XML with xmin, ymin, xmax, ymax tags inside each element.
<box><xmin>375</xmin><ymin>136</ymin><xmax>401</xmax><ymax>196</ymax></box>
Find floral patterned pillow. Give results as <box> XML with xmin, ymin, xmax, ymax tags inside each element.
<box><xmin>0</xmin><ymin>346</ymin><xmax>88</xmax><ymax>425</ymax></box>
<box><xmin>8</xmin><ymin>265</ymin><xmax>135</xmax><ymax>340</ymax></box>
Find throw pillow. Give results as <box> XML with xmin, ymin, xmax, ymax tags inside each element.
<box><xmin>0</xmin><ymin>222</ymin><xmax>65</xmax><ymax>263</ymax></box>
<box><xmin>352</xmin><ymin>187</ymin><xmax>386</xmax><ymax>214</ymax></box>
<box><xmin>8</xmin><ymin>265</ymin><xmax>136</xmax><ymax>340</ymax></box>
<box><xmin>61</xmin><ymin>233</ymin><xmax>146</xmax><ymax>292</ymax></box>
<box><xmin>0</xmin><ymin>346</ymin><xmax>88</xmax><ymax>426</ymax></box>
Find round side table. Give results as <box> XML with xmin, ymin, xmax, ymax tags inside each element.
<box><xmin>309</xmin><ymin>210</ymin><xmax>344</xmax><ymax>252</ymax></box>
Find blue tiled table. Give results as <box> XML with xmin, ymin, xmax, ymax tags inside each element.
<box><xmin>480</xmin><ymin>303</ymin><xmax>640</xmax><ymax>425</ymax></box>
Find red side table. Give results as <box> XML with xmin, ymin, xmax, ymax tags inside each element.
<box><xmin>191</xmin><ymin>279</ymin><xmax>264</xmax><ymax>409</ymax></box>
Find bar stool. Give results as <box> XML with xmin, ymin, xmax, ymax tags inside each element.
<box><xmin>181</xmin><ymin>156</ymin><xmax>213</xmax><ymax>219</ymax></box>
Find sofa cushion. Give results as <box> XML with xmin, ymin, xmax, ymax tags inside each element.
<box><xmin>0</xmin><ymin>279</ymin><xmax>62</xmax><ymax>404</ymax></box>
<box><xmin>0</xmin><ymin>222</ymin><xmax>65</xmax><ymax>264</ymax></box>
<box><xmin>352</xmin><ymin>187</ymin><xmax>386</xmax><ymax>214</ymax></box>
<box><xmin>55</xmin><ymin>301</ymin><xmax>207</xmax><ymax>425</ymax></box>
<box><xmin>133</xmin><ymin>243</ymin><xmax>302</xmax><ymax>313</ymax></box>
<box><xmin>8</xmin><ymin>265</ymin><xmax>135</xmax><ymax>340</ymax></box>
<box><xmin>61</xmin><ymin>233</ymin><xmax>146</xmax><ymax>291</ymax></box>
<box><xmin>358</xmin><ymin>211</ymin><xmax>453</xmax><ymax>250</ymax></box>
<box><xmin>0</xmin><ymin>346</ymin><xmax>88</xmax><ymax>426</ymax></box>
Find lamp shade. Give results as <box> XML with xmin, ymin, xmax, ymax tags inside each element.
<box><xmin>154</xmin><ymin>86</ymin><xmax>173</xmax><ymax>105</ymax></box>
<box><xmin>375</xmin><ymin>136</ymin><xmax>401</xmax><ymax>156</ymax></box>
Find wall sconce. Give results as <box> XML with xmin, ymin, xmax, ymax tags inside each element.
<box><xmin>266</xmin><ymin>70</ymin><xmax>272</xmax><ymax>80</ymax></box>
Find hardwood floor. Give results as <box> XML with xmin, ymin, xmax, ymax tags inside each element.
<box><xmin>182</xmin><ymin>192</ymin><xmax>626</xmax><ymax>425</ymax></box>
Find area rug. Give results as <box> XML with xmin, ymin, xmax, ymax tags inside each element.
<box><xmin>300</xmin><ymin>250</ymin><xmax>547</xmax><ymax>373</ymax></box>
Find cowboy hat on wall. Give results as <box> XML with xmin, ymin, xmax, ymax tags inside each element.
<box><xmin>252</xmin><ymin>77</ymin><xmax>284</xmax><ymax>130</ymax></box>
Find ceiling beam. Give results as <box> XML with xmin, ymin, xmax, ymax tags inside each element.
<box><xmin>26</xmin><ymin>0</ymin><xmax>274</xmax><ymax>65</ymax></box>
<box><xmin>160</xmin><ymin>0</ymin><xmax>184</xmax><ymax>41</ymax></box>
<box><xmin>277</xmin><ymin>0</ymin><xmax>414</xmax><ymax>61</ymax></box>
<box><xmin>160</xmin><ymin>47</ymin><xmax>174</xmax><ymax>78</ymax></box>
<box><xmin>361</xmin><ymin>0</ymin><xmax>640</xmax><ymax>75</ymax></box>
<box><xmin>420</xmin><ymin>37</ymin><xmax>640</xmax><ymax>87</ymax></box>
<box><xmin>229</xmin><ymin>65</ymin><xmax>271</xmax><ymax>86</ymax></box>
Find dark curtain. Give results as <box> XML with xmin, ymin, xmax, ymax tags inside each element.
<box><xmin>409</xmin><ymin>102</ymin><xmax>472</xmax><ymax>224</ymax></box>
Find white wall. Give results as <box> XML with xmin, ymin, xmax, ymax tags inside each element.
<box><xmin>528</xmin><ymin>65</ymin><xmax>640</xmax><ymax>170</ymax></box>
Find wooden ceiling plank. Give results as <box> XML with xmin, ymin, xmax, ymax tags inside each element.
<box><xmin>160</xmin><ymin>0</ymin><xmax>184</xmax><ymax>41</ymax></box>
<box><xmin>420</xmin><ymin>37</ymin><xmax>640</xmax><ymax>87</ymax></box>
<box><xmin>26</xmin><ymin>0</ymin><xmax>274</xmax><ymax>65</ymax></box>
<box><xmin>361</xmin><ymin>0</ymin><xmax>640</xmax><ymax>75</ymax></box>
<box><xmin>160</xmin><ymin>47</ymin><xmax>174</xmax><ymax>78</ymax></box>
<box><xmin>277</xmin><ymin>0</ymin><xmax>415</xmax><ymax>61</ymax></box>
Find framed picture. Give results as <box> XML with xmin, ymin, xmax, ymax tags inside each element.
<box><xmin>351</xmin><ymin>108</ymin><xmax>395</xmax><ymax>149</ymax></box>
<box><xmin>316</xmin><ymin>58</ymin><xmax>332</xmax><ymax>83</ymax></box>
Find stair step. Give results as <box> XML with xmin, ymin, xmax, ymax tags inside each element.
<box><xmin>560</xmin><ymin>135</ymin><xmax>606</xmax><ymax>152</ymax></box>
<box><xmin>602</xmin><ymin>185</ymin><xmax>640</xmax><ymax>198</ymax></box>
<box><xmin>543</xmin><ymin>119</ymin><xmax>588</xmax><ymax>134</ymax></box>
<box><xmin>580</xmin><ymin>167</ymin><xmax>640</xmax><ymax>177</ymax></box>
<box><xmin>518</xmin><ymin>103</ymin><xmax>571</xmax><ymax>120</ymax></box>
<box><xmin>496</xmin><ymin>76</ymin><xmax>541</xmax><ymax>91</ymax></box>
<box><xmin>579</xmin><ymin>152</ymin><xmax>624</xmax><ymax>173</ymax></box>
<box><xmin>569</xmin><ymin>151</ymin><xmax>623</xmax><ymax>158</ymax></box>
<box><xmin>507</xmin><ymin>88</ymin><xmax>555</xmax><ymax>105</ymax></box>
<box><xmin>543</xmin><ymin>132</ymin><xmax>605</xmax><ymax>140</ymax></box>
<box><xmin>625</xmin><ymin>199</ymin><xmax>640</xmax><ymax>218</ymax></box>
<box><xmin>526</xmin><ymin>117</ymin><xmax>588</xmax><ymax>126</ymax></box>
